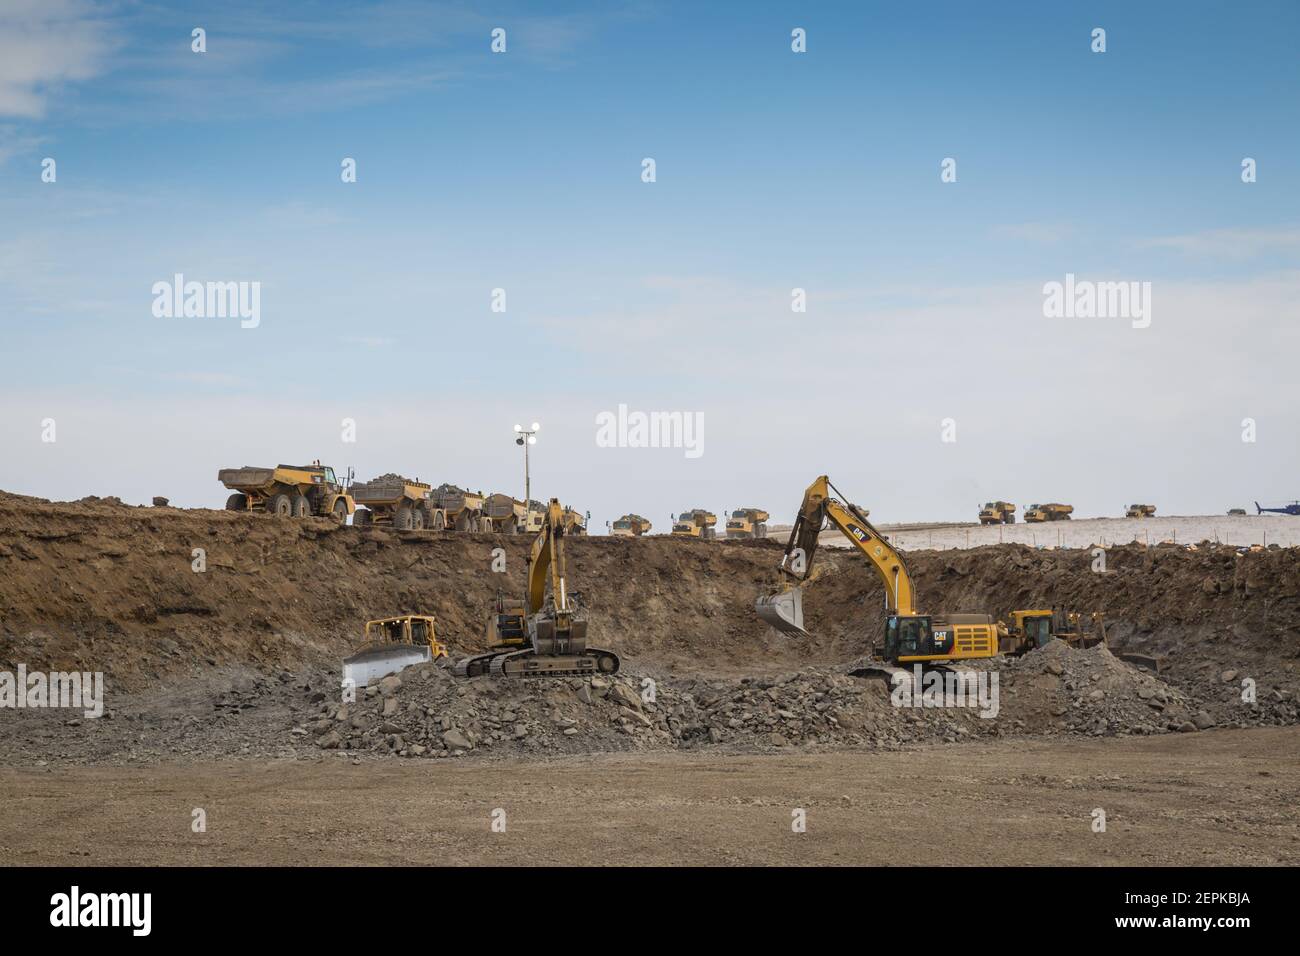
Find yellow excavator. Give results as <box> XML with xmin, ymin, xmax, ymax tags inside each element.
<box><xmin>452</xmin><ymin>498</ymin><xmax>620</xmax><ymax>678</ymax></box>
<box><xmin>755</xmin><ymin>476</ymin><xmax>1001</xmax><ymax>665</ymax></box>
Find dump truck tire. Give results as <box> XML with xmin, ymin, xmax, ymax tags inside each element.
<box><xmin>292</xmin><ymin>495</ymin><xmax>310</xmax><ymax>518</ymax></box>
<box><xmin>266</xmin><ymin>493</ymin><xmax>292</xmax><ymax>517</ymax></box>
<box><xmin>225</xmin><ymin>493</ymin><xmax>247</xmax><ymax>511</ymax></box>
<box><xmin>353</xmin><ymin>508</ymin><xmax>372</xmax><ymax>528</ymax></box>
<box><xmin>431</xmin><ymin>512</ymin><xmax>445</xmax><ymax>530</ymax></box>
<box><xmin>331</xmin><ymin>499</ymin><xmax>348</xmax><ymax>522</ymax></box>
<box><xmin>395</xmin><ymin>504</ymin><xmax>415</xmax><ymax>530</ymax></box>
<box><xmin>411</xmin><ymin>507</ymin><xmax>426</xmax><ymax>530</ymax></box>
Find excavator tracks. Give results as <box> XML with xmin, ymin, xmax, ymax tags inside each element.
<box><xmin>453</xmin><ymin>648</ymin><xmax>620</xmax><ymax>679</ymax></box>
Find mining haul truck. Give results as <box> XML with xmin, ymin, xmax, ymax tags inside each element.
<box><xmin>351</xmin><ymin>475</ymin><xmax>444</xmax><ymax>530</ymax></box>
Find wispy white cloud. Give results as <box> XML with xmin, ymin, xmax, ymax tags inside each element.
<box><xmin>0</xmin><ymin>0</ymin><xmax>118</xmax><ymax>118</ymax></box>
<box><xmin>1136</xmin><ymin>226</ymin><xmax>1300</xmax><ymax>259</ymax></box>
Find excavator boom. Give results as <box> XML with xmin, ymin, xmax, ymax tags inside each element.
<box><xmin>756</xmin><ymin>476</ymin><xmax>916</xmax><ymax>634</ymax></box>
<box><xmin>757</xmin><ymin>476</ymin><xmax>1002</xmax><ymax>665</ymax></box>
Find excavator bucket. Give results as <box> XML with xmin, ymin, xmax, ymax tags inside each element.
<box><xmin>342</xmin><ymin>644</ymin><xmax>432</xmax><ymax>688</ymax></box>
<box><xmin>755</xmin><ymin>587</ymin><xmax>808</xmax><ymax>636</ymax></box>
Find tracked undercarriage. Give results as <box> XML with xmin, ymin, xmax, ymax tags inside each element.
<box><xmin>453</xmin><ymin>498</ymin><xmax>620</xmax><ymax>680</ymax></box>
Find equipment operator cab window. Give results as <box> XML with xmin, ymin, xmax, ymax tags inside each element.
<box><xmin>886</xmin><ymin>616</ymin><xmax>932</xmax><ymax>657</ymax></box>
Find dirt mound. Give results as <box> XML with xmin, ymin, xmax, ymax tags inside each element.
<box><xmin>0</xmin><ymin>493</ymin><xmax>1297</xmax><ymax>738</ymax></box>
<box><xmin>998</xmin><ymin>641</ymin><xmax>1197</xmax><ymax>735</ymax></box>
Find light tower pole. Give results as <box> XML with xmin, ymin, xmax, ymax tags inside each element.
<box><xmin>514</xmin><ymin>422</ymin><xmax>540</xmax><ymax>528</ymax></box>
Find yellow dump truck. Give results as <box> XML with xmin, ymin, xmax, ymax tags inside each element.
<box><xmin>672</xmin><ymin>509</ymin><xmax>717</xmax><ymax>539</ymax></box>
<box><xmin>561</xmin><ymin>507</ymin><xmax>589</xmax><ymax>535</ymax></box>
<box><xmin>219</xmin><ymin>461</ymin><xmax>355</xmax><ymax>521</ymax></box>
<box><xmin>1024</xmin><ymin>502</ymin><xmax>1073</xmax><ymax>523</ymax></box>
<box><xmin>610</xmin><ymin>514</ymin><xmax>652</xmax><ymax>537</ymax></box>
<box><xmin>1125</xmin><ymin>504</ymin><xmax>1157</xmax><ymax>518</ymax></box>
<box><xmin>726</xmin><ymin>508</ymin><xmax>769</xmax><ymax>538</ymax></box>
<box><xmin>484</xmin><ymin>493</ymin><xmax>528</xmax><ymax>533</ymax></box>
<box><xmin>978</xmin><ymin>501</ymin><xmax>1016</xmax><ymax>525</ymax></box>
<box><xmin>433</xmin><ymin>483</ymin><xmax>486</xmax><ymax>532</ymax></box>
<box><xmin>351</xmin><ymin>474</ymin><xmax>445</xmax><ymax>530</ymax></box>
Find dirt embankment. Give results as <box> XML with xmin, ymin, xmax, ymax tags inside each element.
<box><xmin>1</xmin><ymin>492</ymin><xmax>1298</xmax><ymax>694</ymax></box>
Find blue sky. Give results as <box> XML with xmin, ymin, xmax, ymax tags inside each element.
<box><xmin>2</xmin><ymin>0</ymin><xmax>1298</xmax><ymax>522</ymax></box>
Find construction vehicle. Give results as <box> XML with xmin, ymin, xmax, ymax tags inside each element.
<box><xmin>1002</xmin><ymin>610</ymin><xmax>1107</xmax><ymax>654</ymax></box>
<box><xmin>1125</xmin><ymin>504</ymin><xmax>1157</xmax><ymax>518</ymax></box>
<box><xmin>726</xmin><ymin>508</ymin><xmax>770</xmax><ymax>538</ymax></box>
<box><xmin>1256</xmin><ymin>500</ymin><xmax>1300</xmax><ymax>516</ymax></box>
<box><xmin>453</xmin><ymin>499</ymin><xmax>619</xmax><ymax>678</ymax></box>
<box><xmin>351</xmin><ymin>474</ymin><xmax>445</xmax><ymax>530</ymax></box>
<box><xmin>342</xmin><ymin>614</ymin><xmax>448</xmax><ymax>687</ymax></box>
<box><xmin>1024</xmin><ymin>502</ymin><xmax>1073</xmax><ymax>523</ymax></box>
<box><xmin>978</xmin><ymin>501</ymin><xmax>1016</xmax><ymax>525</ymax></box>
<box><xmin>484</xmin><ymin>493</ymin><xmax>528</xmax><ymax>533</ymax></box>
<box><xmin>1228</xmin><ymin>508</ymin><xmax>1247</xmax><ymax>516</ymax></box>
<box><xmin>219</xmin><ymin>461</ymin><xmax>355</xmax><ymax>521</ymax></box>
<box><xmin>433</xmin><ymin>483</ymin><xmax>486</xmax><ymax>531</ymax></box>
<box><xmin>519</xmin><ymin>501</ymin><xmax>545</xmax><ymax>534</ymax></box>
<box><xmin>755</xmin><ymin>476</ymin><xmax>1002</xmax><ymax>667</ymax></box>
<box><xmin>561</xmin><ymin>507</ymin><xmax>589</xmax><ymax>535</ymax></box>
<box><xmin>671</xmin><ymin>509</ymin><xmax>717</xmax><ymax>539</ymax></box>
<box><xmin>610</xmin><ymin>514</ymin><xmax>652</xmax><ymax>537</ymax></box>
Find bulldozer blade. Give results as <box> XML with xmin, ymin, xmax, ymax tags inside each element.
<box><xmin>755</xmin><ymin>587</ymin><xmax>808</xmax><ymax>636</ymax></box>
<box><xmin>1117</xmin><ymin>651</ymin><xmax>1166</xmax><ymax>674</ymax></box>
<box><xmin>342</xmin><ymin>645</ymin><xmax>432</xmax><ymax>688</ymax></box>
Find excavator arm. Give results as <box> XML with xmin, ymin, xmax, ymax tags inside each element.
<box><xmin>757</xmin><ymin>475</ymin><xmax>917</xmax><ymax>634</ymax></box>
<box><xmin>525</xmin><ymin>499</ymin><xmax>573</xmax><ymax>616</ymax></box>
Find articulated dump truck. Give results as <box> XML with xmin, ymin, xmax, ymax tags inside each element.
<box><xmin>611</xmin><ymin>514</ymin><xmax>652</xmax><ymax>537</ymax></box>
<box><xmin>351</xmin><ymin>475</ymin><xmax>444</xmax><ymax>530</ymax></box>
<box><xmin>433</xmin><ymin>483</ymin><xmax>486</xmax><ymax>532</ymax></box>
<box><xmin>1125</xmin><ymin>503</ymin><xmax>1157</xmax><ymax>518</ymax></box>
<box><xmin>484</xmin><ymin>493</ymin><xmax>528</xmax><ymax>533</ymax></box>
<box><xmin>1024</xmin><ymin>502</ymin><xmax>1073</xmax><ymax>523</ymax></box>
<box><xmin>672</xmin><ymin>509</ymin><xmax>717</xmax><ymax>539</ymax></box>
<box><xmin>726</xmin><ymin>508</ymin><xmax>769</xmax><ymax>538</ymax></box>
<box><xmin>561</xmin><ymin>506</ymin><xmax>588</xmax><ymax>535</ymax></box>
<box><xmin>219</xmin><ymin>462</ymin><xmax>355</xmax><ymax>521</ymax></box>
<box><xmin>978</xmin><ymin>501</ymin><xmax>1016</xmax><ymax>525</ymax></box>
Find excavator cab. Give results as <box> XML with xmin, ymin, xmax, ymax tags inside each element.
<box><xmin>884</xmin><ymin>614</ymin><xmax>943</xmax><ymax>659</ymax></box>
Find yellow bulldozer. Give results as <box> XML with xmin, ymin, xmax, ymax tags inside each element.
<box><xmin>341</xmin><ymin>614</ymin><xmax>449</xmax><ymax>687</ymax></box>
<box><xmin>1001</xmin><ymin>609</ymin><xmax>1106</xmax><ymax>654</ymax></box>
<box><xmin>671</xmin><ymin>509</ymin><xmax>717</xmax><ymax>539</ymax></box>
<box><xmin>726</xmin><ymin>508</ymin><xmax>770</xmax><ymax>538</ymax></box>
<box><xmin>219</xmin><ymin>461</ymin><xmax>355</xmax><ymax>521</ymax></box>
